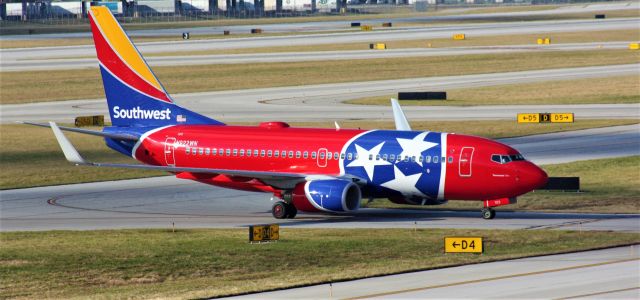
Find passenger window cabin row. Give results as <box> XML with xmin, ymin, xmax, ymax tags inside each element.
<box><xmin>184</xmin><ymin>146</ymin><xmax>455</xmax><ymax>164</ymax></box>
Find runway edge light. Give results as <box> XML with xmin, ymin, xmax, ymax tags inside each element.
<box><xmin>444</xmin><ymin>237</ymin><xmax>483</xmax><ymax>253</ymax></box>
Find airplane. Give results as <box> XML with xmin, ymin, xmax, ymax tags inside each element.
<box><xmin>27</xmin><ymin>6</ymin><xmax>548</xmax><ymax>220</ymax></box>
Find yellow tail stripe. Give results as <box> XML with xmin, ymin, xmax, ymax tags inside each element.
<box><xmin>89</xmin><ymin>6</ymin><xmax>162</xmax><ymax>91</ymax></box>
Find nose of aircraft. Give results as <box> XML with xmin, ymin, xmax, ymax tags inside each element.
<box><xmin>519</xmin><ymin>162</ymin><xmax>548</xmax><ymax>191</ymax></box>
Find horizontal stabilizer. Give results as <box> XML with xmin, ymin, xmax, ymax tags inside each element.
<box><xmin>21</xmin><ymin>122</ymin><xmax>138</xmax><ymax>141</ymax></box>
<box><xmin>49</xmin><ymin>122</ymin><xmax>86</xmax><ymax>165</ymax></box>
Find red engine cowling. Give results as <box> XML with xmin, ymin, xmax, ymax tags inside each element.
<box><xmin>291</xmin><ymin>179</ymin><xmax>361</xmax><ymax>213</ymax></box>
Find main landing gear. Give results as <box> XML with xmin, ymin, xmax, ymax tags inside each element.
<box><xmin>481</xmin><ymin>208</ymin><xmax>496</xmax><ymax>220</ymax></box>
<box><xmin>272</xmin><ymin>201</ymin><xmax>297</xmax><ymax>219</ymax></box>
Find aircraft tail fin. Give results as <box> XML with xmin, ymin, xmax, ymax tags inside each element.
<box><xmin>88</xmin><ymin>6</ymin><xmax>223</xmax><ymax>127</ymax></box>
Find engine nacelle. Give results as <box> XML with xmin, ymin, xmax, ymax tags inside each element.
<box><xmin>292</xmin><ymin>179</ymin><xmax>361</xmax><ymax>213</ymax></box>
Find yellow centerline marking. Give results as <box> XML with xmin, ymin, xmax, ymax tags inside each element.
<box><xmin>344</xmin><ymin>257</ymin><xmax>639</xmax><ymax>299</ymax></box>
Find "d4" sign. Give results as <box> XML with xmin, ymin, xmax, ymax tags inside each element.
<box><xmin>444</xmin><ymin>237</ymin><xmax>483</xmax><ymax>253</ymax></box>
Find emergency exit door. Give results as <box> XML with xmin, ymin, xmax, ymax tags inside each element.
<box><xmin>164</xmin><ymin>137</ymin><xmax>176</xmax><ymax>166</ymax></box>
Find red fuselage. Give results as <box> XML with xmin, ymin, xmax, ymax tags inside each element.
<box><xmin>127</xmin><ymin>122</ymin><xmax>547</xmax><ymax>207</ymax></box>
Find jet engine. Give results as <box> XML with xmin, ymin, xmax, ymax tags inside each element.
<box><xmin>291</xmin><ymin>179</ymin><xmax>361</xmax><ymax>213</ymax></box>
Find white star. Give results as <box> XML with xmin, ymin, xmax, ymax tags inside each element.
<box><xmin>381</xmin><ymin>166</ymin><xmax>424</xmax><ymax>196</ymax></box>
<box><xmin>397</xmin><ymin>132</ymin><xmax>438</xmax><ymax>166</ymax></box>
<box><xmin>346</xmin><ymin>142</ymin><xmax>391</xmax><ymax>181</ymax></box>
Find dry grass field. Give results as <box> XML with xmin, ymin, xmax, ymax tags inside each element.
<box><xmin>1</xmin><ymin>228</ymin><xmax>638</xmax><ymax>299</ymax></box>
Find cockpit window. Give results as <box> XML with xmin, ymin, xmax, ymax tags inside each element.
<box><xmin>492</xmin><ymin>153</ymin><xmax>525</xmax><ymax>164</ymax></box>
<box><xmin>510</xmin><ymin>154</ymin><xmax>525</xmax><ymax>161</ymax></box>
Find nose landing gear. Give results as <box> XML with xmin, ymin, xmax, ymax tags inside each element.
<box><xmin>481</xmin><ymin>208</ymin><xmax>496</xmax><ymax>220</ymax></box>
<box><xmin>272</xmin><ymin>201</ymin><xmax>297</xmax><ymax>219</ymax></box>
<box><xmin>481</xmin><ymin>197</ymin><xmax>516</xmax><ymax>220</ymax></box>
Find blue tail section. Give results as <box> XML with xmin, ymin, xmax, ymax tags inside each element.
<box><xmin>101</xmin><ymin>66</ymin><xmax>223</xmax><ymax>127</ymax></box>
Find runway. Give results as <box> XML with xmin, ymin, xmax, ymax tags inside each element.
<box><xmin>227</xmin><ymin>246</ymin><xmax>640</xmax><ymax>299</ymax></box>
<box><xmin>1</xmin><ymin>125</ymin><xmax>638</xmax><ymax>232</ymax></box>
<box><xmin>2</xmin><ymin>64</ymin><xmax>638</xmax><ymax>124</ymax></box>
<box><xmin>1</xmin><ymin>18</ymin><xmax>637</xmax><ymax>61</ymax></box>
<box><xmin>2</xmin><ymin>41</ymin><xmax>632</xmax><ymax>72</ymax></box>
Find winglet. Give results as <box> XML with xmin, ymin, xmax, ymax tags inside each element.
<box><xmin>49</xmin><ymin>122</ymin><xmax>86</xmax><ymax>165</ymax></box>
<box><xmin>390</xmin><ymin>98</ymin><xmax>411</xmax><ymax>131</ymax></box>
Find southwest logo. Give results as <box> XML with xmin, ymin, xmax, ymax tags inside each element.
<box><xmin>112</xmin><ymin>106</ymin><xmax>171</xmax><ymax>120</ymax></box>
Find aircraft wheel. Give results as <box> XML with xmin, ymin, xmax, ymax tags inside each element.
<box><xmin>481</xmin><ymin>208</ymin><xmax>496</xmax><ymax>220</ymax></box>
<box><xmin>272</xmin><ymin>201</ymin><xmax>288</xmax><ymax>219</ymax></box>
<box><xmin>286</xmin><ymin>203</ymin><xmax>298</xmax><ymax>219</ymax></box>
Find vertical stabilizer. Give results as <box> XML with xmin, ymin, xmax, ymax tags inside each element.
<box><xmin>88</xmin><ymin>6</ymin><xmax>223</xmax><ymax>127</ymax></box>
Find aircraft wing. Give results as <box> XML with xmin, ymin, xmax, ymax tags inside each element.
<box><xmin>48</xmin><ymin>122</ymin><xmax>361</xmax><ymax>183</ymax></box>
<box><xmin>21</xmin><ymin>121</ymin><xmax>139</xmax><ymax>141</ymax></box>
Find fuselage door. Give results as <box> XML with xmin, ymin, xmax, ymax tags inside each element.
<box><xmin>164</xmin><ymin>137</ymin><xmax>176</xmax><ymax>166</ymax></box>
<box><xmin>317</xmin><ymin>148</ymin><xmax>328</xmax><ymax>167</ymax></box>
<box><xmin>459</xmin><ymin>147</ymin><xmax>474</xmax><ymax>177</ymax></box>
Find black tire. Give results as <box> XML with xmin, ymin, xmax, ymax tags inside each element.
<box><xmin>286</xmin><ymin>203</ymin><xmax>298</xmax><ymax>219</ymax></box>
<box><xmin>272</xmin><ymin>201</ymin><xmax>288</xmax><ymax>219</ymax></box>
<box><xmin>482</xmin><ymin>208</ymin><xmax>496</xmax><ymax>220</ymax></box>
